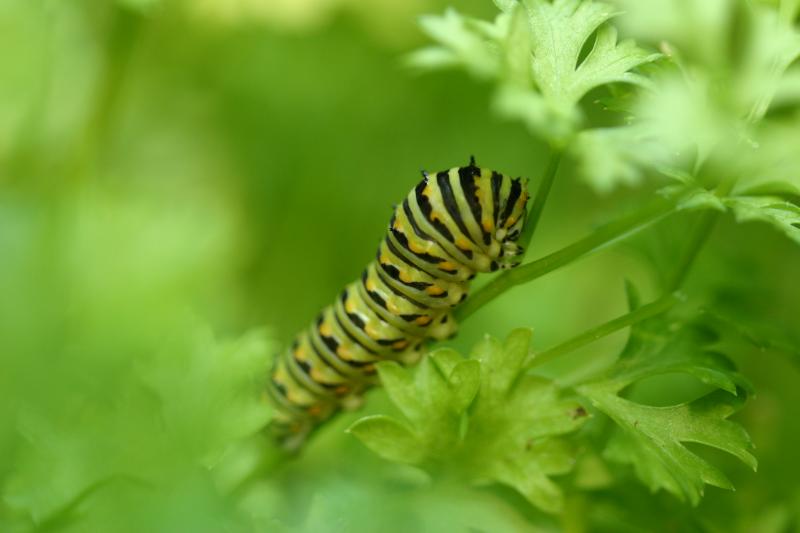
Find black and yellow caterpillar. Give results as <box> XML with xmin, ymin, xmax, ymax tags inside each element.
<box><xmin>266</xmin><ymin>158</ymin><xmax>529</xmax><ymax>448</ymax></box>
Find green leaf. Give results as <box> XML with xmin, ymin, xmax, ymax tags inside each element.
<box><xmin>741</xmin><ymin>5</ymin><xmax>800</xmax><ymax>122</ymax></box>
<box><xmin>599</xmin><ymin>3</ymin><xmax>800</xmax><ymax>194</ymax></box>
<box><xmin>484</xmin><ymin>437</ymin><xmax>577</xmax><ymax>513</ymax></box>
<box><xmin>576</xmin><ymin>296</ymin><xmax>756</xmax><ymax>505</ymax></box>
<box><xmin>349</xmin><ymin>330</ymin><xmax>588</xmax><ymax>513</ymax></box>
<box><xmin>362</xmin><ymin>355</ymin><xmax>471</xmax><ymax>459</ymax></box>
<box><xmin>377</xmin><ymin>360</ymin><xmax>424</xmax><ymax>422</ymax></box>
<box><xmin>139</xmin><ymin>327</ymin><xmax>275</xmax><ymax>466</ymax></box>
<box><xmin>598</xmin><ymin>389</ymin><xmax>756</xmax><ymax>504</ymax></box>
<box><xmin>653</xmin><ymin>171</ymin><xmax>727</xmax><ymax>212</ymax></box>
<box><xmin>572</xmin><ymin>124</ymin><xmax>678</xmax><ymax>193</ymax></box>
<box><xmin>515</xmin><ymin>0</ymin><xmax>659</xmax><ymax>141</ymax></box>
<box><xmin>445</xmin><ymin>359</ymin><xmax>482</xmax><ymax>412</ymax></box>
<box><xmin>413</xmin><ymin>0</ymin><xmax>658</xmax><ymax>143</ymax></box>
<box><xmin>346</xmin><ymin>416</ymin><xmax>424</xmax><ymax>464</ymax></box>
<box><xmin>733</xmin><ymin>122</ymin><xmax>800</xmax><ymax>196</ymax></box>
<box><xmin>533</xmin><ymin>20</ymin><xmax>656</xmax><ymax>106</ymax></box>
<box><xmin>468</xmin><ymin>374</ymin><xmax>588</xmax><ymax>513</ymax></box>
<box><xmin>724</xmin><ymin>196</ymin><xmax>800</xmax><ymax>246</ymax></box>
<box><xmin>705</xmin><ymin>310</ymin><xmax>800</xmax><ymax>370</ymax></box>
<box><xmin>3</xmin><ymin>327</ymin><xmax>275</xmax><ymax>524</ymax></box>
<box><xmin>493</xmin><ymin>0</ymin><xmax>519</xmax><ymax>12</ymax></box>
<box><xmin>411</xmin><ymin>8</ymin><xmax>501</xmax><ymax>79</ymax></box>
<box><xmin>475</xmin><ymin>328</ymin><xmax>531</xmax><ymax>398</ymax></box>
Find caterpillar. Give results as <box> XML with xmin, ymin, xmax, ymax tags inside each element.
<box><xmin>266</xmin><ymin>157</ymin><xmax>529</xmax><ymax>449</ymax></box>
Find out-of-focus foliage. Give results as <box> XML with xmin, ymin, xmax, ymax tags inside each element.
<box><xmin>589</xmin><ymin>0</ymin><xmax>800</xmax><ymax>195</ymax></box>
<box><xmin>1</xmin><ymin>0</ymin><xmax>799</xmax><ymax>532</ymax></box>
<box><xmin>414</xmin><ymin>0</ymin><xmax>800</xmax><ymax>204</ymax></box>
<box><xmin>411</xmin><ymin>0</ymin><xmax>659</xmax><ymax>144</ymax></box>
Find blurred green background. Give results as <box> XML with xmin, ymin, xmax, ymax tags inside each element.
<box><xmin>1</xmin><ymin>1</ymin><xmax>799</xmax><ymax>531</ymax></box>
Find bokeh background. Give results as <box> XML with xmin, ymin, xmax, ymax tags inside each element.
<box><xmin>1</xmin><ymin>1</ymin><xmax>799</xmax><ymax>531</ymax></box>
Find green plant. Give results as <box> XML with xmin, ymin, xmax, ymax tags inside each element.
<box><xmin>2</xmin><ymin>0</ymin><xmax>799</xmax><ymax>531</ymax></box>
<box><xmin>344</xmin><ymin>0</ymin><xmax>800</xmax><ymax>520</ymax></box>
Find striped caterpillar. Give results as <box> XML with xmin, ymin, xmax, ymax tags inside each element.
<box><xmin>266</xmin><ymin>158</ymin><xmax>529</xmax><ymax>449</ymax></box>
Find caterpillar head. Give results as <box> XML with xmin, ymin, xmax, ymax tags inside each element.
<box><xmin>496</xmin><ymin>177</ymin><xmax>529</xmax><ymax>269</ymax></box>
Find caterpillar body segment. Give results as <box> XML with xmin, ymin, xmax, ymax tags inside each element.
<box><xmin>267</xmin><ymin>159</ymin><xmax>529</xmax><ymax>448</ymax></box>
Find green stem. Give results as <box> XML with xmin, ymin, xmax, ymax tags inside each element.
<box><xmin>518</xmin><ymin>151</ymin><xmax>563</xmax><ymax>258</ymax></box>
<box><xmin>665</xmin><ymin>179</ymin><xmax>736</xmax><ymax>291</ymax></box>
<box><xmin>525</xmin><ymin>178</ymin><xmax>735</xmax><ymax>370</ymax></box>
<box><xmin>456</xmin><ymin>196</ymin><xmax>678</xmax><ymax>321</ymax></box>
<box><xmin>524</xmin><ymin>292</ymin><xmax>681</xmax><ymax>369</ymax></box>
<box><xmin>665</xmin><ymin>210</ymin><xmax>719</xmax><ymax>291</ymax></box>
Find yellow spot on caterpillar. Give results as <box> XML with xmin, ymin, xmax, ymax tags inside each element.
<box><xmin>399</xmin><ymin>270</ymin><xmax>414</xmax><ymax>283</ymax></box>
<box><xmin>426</xmin><ymin>285</ymin><xmax>445</xmax><ymax>296</ymax></box>
<box><xmin>345</xmin><ymin>298</ymin><xmax>355</xmax><ymax>313</ymax></box>
<box><xmin>439</xmin><ymin>261</ymin><xmax>456</xmax><ymax>271</ymax></box>
<box><xmin>415</xmin><ymin>316</ymin><xmax>432</xmax><ymax>326</ymax></box>
<box><xmin>287</xmin><ymin>389</ymin><xmax>305</xmax><ymax>403</ymax></box>
<box><xmin>364</xmin><ymin>364</ymin><xmax>376</xmax><ymax>374</ymax></box>
<box><xmin>337</xmin><ymin>344</ymin><xmax>353</xmax><ymax>359</ymax></box>
<box><xmin>335</xmin><ymin>385</ymin><xmax>349</xmax><ymax>396</ymax></box>
<box><xmin>423</xmin><ymin>184</ymin><xmax>432</xmax><ymax>197</ymax></box>
<box><xmin>308</xmin><ymin>405</ymin><xmax>323</xmax><ymax>417</ymax></box>
<box><xmin>366</xmin><ymin>277</ymin><xmax>376</xmax><ymax>291</ymax></box>
<box><xmin>319</xmin><ymin>321</ymin><xmax>333</xmax><ymax>336</ymax></box>
<box><xmin>409</xmin><ymin>240</ymin><xmax>426</xmax><ymax>254</ymax></box>
<box><xmin>482</xmin><ymin>218</ymin><xmax>493</xmax><ymax>233</ymax></box>
<box><xmin>505</xmin><ymin>215</ymin><xmax>518</xmax><ymax>228</ymax></box>
<box><xmin>456</xmin><ymin>237</ymin><xmax>471</xmax><ymax>250</ymax></box>
<box><xmin>392</xmin><ymin>340</ymin><xmax>409</xmax><ymax>350</ymax></box>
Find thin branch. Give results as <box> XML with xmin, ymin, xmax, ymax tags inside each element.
<box><xmin>456</xmin><ymin>196</ymin><xmax>678</xmax><ymax>321</ymax></box>
<box><xmin>519</xmin><ymin>151</ymin><xmax>563</xmax><ymax>258</ymax></box>
<box><xmin>524</xmin><ymin>292</ymin><xmax>681</xmax><ymax>369</ymax></box>
<box><xmin>666</xmin><ymin>179</ymin><xmax>736</xmax><ymax>291</ymax></box>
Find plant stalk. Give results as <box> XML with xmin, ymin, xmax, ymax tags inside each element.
<box><xmin>456</xmin><ymin>197</ymin><xmax>678</xmax><ymax>321</ymax></box>
<box><xmin>524</xmin><ymin>292</ymin><xmax>680</xmax><ymax>369</ymax></box>
<box><xmin>518</xmin><ymin>151</ymin><xmax>563</xmax><ymax>258</ymax></box>
<box><xmin>666</xmin><ymin>179</ymin><xmax>736</xmax><ymax>291</ymax></box>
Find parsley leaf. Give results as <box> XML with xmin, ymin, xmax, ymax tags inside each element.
<box><xmin>3</xmin><ymin>328</ymin><xmax>274</xmax><ymax>525</ymax></box>
<box><xmin>732</xmin><ymin>123</ymin><xmax>800</xmax><ymax>196</ymax></box>
<box><xmin>349</xmin><ymin>329</ymin><xmax>588</xmax><ymax>513</ymax></box>
<box><xmin>576</xmin><ymin>290</ymin><xmax>756</xmax><ymax>505</ymax></box>
<box><xmin>724</xmin><ymin>196</ymin><xmax>800</xmax><ymax>246</ymax></box>
<box><xmin>598</xmin><ymin>389</ymin><xmax>755</xmax><ymax>503</ymax></box>
<box><xmin>574</xmin><ymin>2</ymin><xmax>800</xmax><ymax>193</ymax></box>
<box><xmin>572</xmin><ymin>124</ymin><xmax>679</xmax><ymax>193</ymax></box>
<box><xmin>412</xmin><ymin>0</ymin><xmax>658</xmax><ymax>144</ymax></box>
